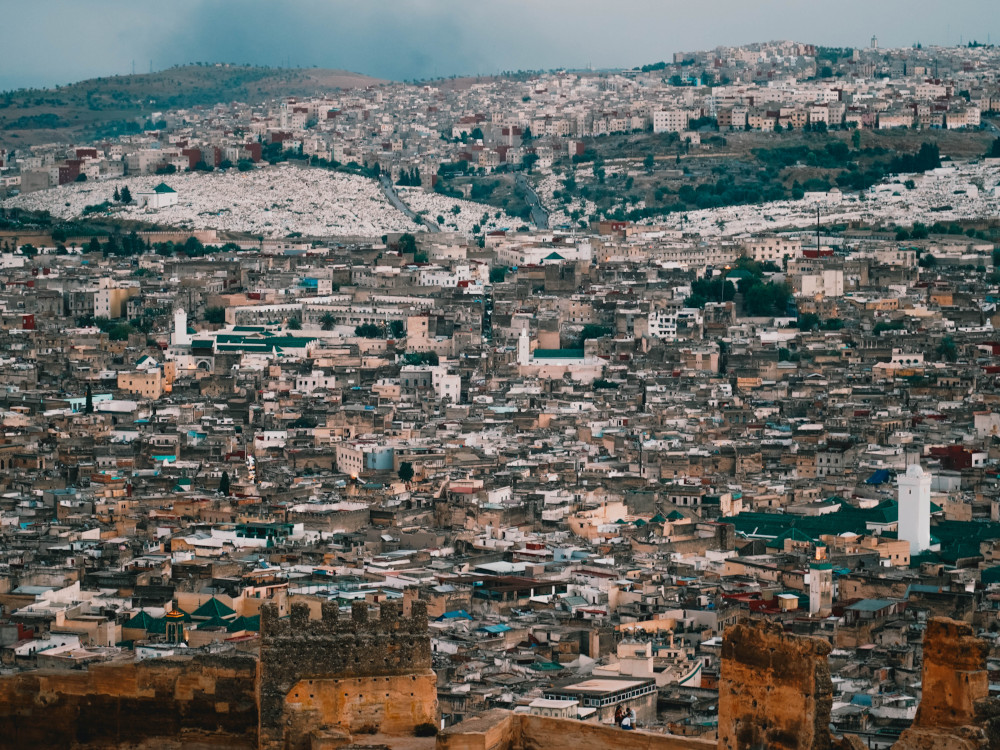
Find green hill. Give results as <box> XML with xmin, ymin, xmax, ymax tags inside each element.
<box><xmin>0</xmin><ymin>64</ymin><xmax>383</xmax><ymax>147</ymax></box>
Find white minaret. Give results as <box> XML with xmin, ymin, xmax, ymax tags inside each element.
<box><xmin>897</xmin><ymin>464</ymin><xmax>931</xmax><ymax>553</ymax></box>
<box><xmin>517</xmin><ymin>326</ymin><xmax>530</xmax><ymax>366</ymax></box>
<box><xmin>172</xmin><ymin>308</ymin><xmax>191</xmax><ymax>347</ymax></box>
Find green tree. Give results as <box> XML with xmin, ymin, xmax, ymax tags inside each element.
<box><xmin>490</xmin><ymin>267</ymin><xmax>508</xmax><ymax>283</ymax></box>
<box><xmin>684</xmin><ymin>292</ymin><xmax>708</xmax><ymax>308</ymax></box>
<box><xmin>120</xmin><ymin>186</ymin><xmax>133</xmax><ymax>204</ymax></box>
<box><xmin>643</xmin><ymin>154</ymin><xmax>655</xmax><ymax>173</ymax></box>
<box><xmin>84</xmin><ymin>385</ymin><xmax>94</xmax><ymax>415</ymax></box>
<box><xmin>798</xmin><ymin>313</ymin><xmax>821</xmax><ymax>330</ymax></box>
<box><xmin>851</xmin><ymin>130</ymin><xmax>861</xmax><ymax>149</ymax></box>
<box><xmin>204</xmin><ymin>307</ymin><xmax>226</xmax><ymax>325</ymax></box>
<box><xmin>579</xmin><ymin>324</ymin><xmax>611</xmax><ymax>345</ymax></box>
<box><xmin>396</xmin><ymin>233</ymin><xmax>418</xmax><ymax>255</ymax></box>
<box><xmin>107</xmin><ymin>323</ymin><xmax>133</xmax><ymax>341</ymax></box>
<box><xmin>388</xmin><ymin>319</ymin><xmax>406</xmax><ymax>338</ymax></box>
<box><xmin>936</xmin><ymin>336</ymin><xmax>958</xmax><ymax>362</ymax></box>
<box><xmin>355</xmin><ymin>323</ymin><xmax>382</xmax><ymax>338</ymax></box>
<box><xmin>287</xmin><ymin>317</ymin><xmax>302</xmax><ymax>330</ymax></box>
<box><xmin>219</xmin><ymin>471</ymin><xmax>231</xmax><ymax>496</ymax></box>
<box><xmin>113</xmin><ymin>187</ymin><xmax>121</xmax><ymax>202</ymax></box>
<box><xmin>320</xmin><ymin>312</ymin><xmax>336</xmax><ymax>330</ymax></box>
<box><xmin>398</xmin><ymin>461</ymin><xmax>414</xmax><ymax>482</ymax></box>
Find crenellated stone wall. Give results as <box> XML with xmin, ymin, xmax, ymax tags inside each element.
<box><xmin>257</xmin><ymin>598</ymin><xmax>437</xmax><ymax>750</ymax></box>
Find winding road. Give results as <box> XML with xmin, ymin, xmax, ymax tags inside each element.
<box><xmin>516</xmin><ymin>173</ymin><xmax>550</xmax><ymax>229</ymax></box>
<box><xmin>379</xmin><ymin>176</ymin><xmax>440</xmax><ymax>233</ymax></box>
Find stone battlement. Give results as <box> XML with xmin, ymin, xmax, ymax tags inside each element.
<box><xmin>261</xmin><ymin>599</ymin><xmax>429</xmax><ymax>640</ymax></box>
<box><xmin>258</xmin><ymin>598</ymin><xmax>435</xmax><ymax>749</ymax></box>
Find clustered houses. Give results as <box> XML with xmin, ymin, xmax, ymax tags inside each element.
<box><xmin>1</xmin><ymin>40</ymin><xmax>1000</xmax><ymax>747</ymax></box>
<box><xmin>1</xmin><ymin>206</ymin><xmax>1000</xmax><ymax>744</ymax></box>
<box><xmin>2</xmin><ymin>41</ymin><xmax>998</xmax><ymax>201</ymax></box>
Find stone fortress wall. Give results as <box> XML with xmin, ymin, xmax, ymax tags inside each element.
<box><xmin>0</xmin><ymin>653</ymin><xmax>258</xmax><ymax>750</ymax></box>
<box><xmin>258</xmin><ymin>598</ymin><xmax>438</xmax><ymax>749</ymax></box>
<box><xmin>0</xmin><ymin>610</ymin><xmax>996</xmax><ymax>750</ymax></box>
<box><xmin>0</xmin><ymin>598</ymin><xmax>438</xmax><ymax>750</ymax></box>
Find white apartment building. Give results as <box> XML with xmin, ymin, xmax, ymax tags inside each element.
<box><xmin>653</xmin><ymin>110</ymin><xmax>693</xmax><ymax>134</ymax></box>
<box><xmin>741</xmin><ymin>236</ymin><xmax>802</xmax><ymax>264</ymax></box>
<box><xmin>647</xmin><ymin>308</ymin><xmax>703</xmax><ymax>341</ymax></box>
<box><xmin>295</xmin><ymin>370</ymin><xmax>337</xmax><ymax>394</ymax></box>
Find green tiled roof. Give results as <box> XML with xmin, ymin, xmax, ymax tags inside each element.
<box><xmin>193</xmin><ymin>615</ymin><xmax>232</xmax><ymax>630</ymax></box>
<box><xmin>213</xmin><ymin>333</ymin><xmax>317</xmax><ymax>353</ymax></box>
<box><xmin>226</xmin><ymin>614</ymin><xmax>261</xmax><ymax>633</ymax></box>
<box><xmin>533</xmin><ymin>348</ymin><xmax>585</xmax><ymax>359</ymax></box>
<box><xmin>192</xmin><ymin>597</ymin><xmax>236</xmax><ymax>619</ymax></box>
<box><xmin>768</xmin><ymin>527</ymin><xmax>816</xmax><ymax>546</ymax></box>
<box><xmin>124</xmin><ymin>611</ymin><xmax>157</xmax><ymax>630</ymax></box>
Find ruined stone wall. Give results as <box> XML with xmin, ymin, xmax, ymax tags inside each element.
<box><xmin>517</xmin><ymin>714</ymin><xmax>715</xmax><ymax>750</ymax></box>
<box><xmin>258</xmin><ymin>599</ymin><xmax>436</xmax><ymax>750</ymax></box>
<box><xmin>718</xmin><ymin>620</ymin><xmax>833</xmax><ymax>750</ymax></box>
<box><xmin>894</xmin><ymin>617</ymin><xmax>1000</xmax><ymax>750</ymax></box>
<box><xmin>0</xmin><ymin>654</ymin><xmax>258</xmax><ymax>750</ymax></box>
<box><xmin>435</xmin><ymin>710</ymin><xmax>714</xmax><ymax>750</ymax></box>
<box><xmin>280</xmin><ymin>672</ymin><xmax>438</xmax><ymax>746</ymax></box>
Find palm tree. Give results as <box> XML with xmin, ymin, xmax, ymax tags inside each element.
<box><xmin>320</xmin><ymin>312</ymin><xmax>336</xmax><ymax>330</ymax></box>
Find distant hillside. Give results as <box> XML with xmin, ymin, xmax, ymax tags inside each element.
<box><xmin>0</xmin><ymin>64</ymin><xmax>384</xmax><ymax>147</ymax></box>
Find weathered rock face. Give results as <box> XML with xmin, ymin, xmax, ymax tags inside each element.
<box><xmin>718</xmin><ymin>619</ymin><xmax>833</xmax><ymax>750</ymax></box>
<box><xmin>913</xmin><ymin>617</ymin><xmax>989</xmax><ymax>728</ymax></box>
<box><xmin>257</xmin><ymin>599</ymin><xmax>437</xmax><ymax>750</ymax></box>
<box><xmin>0</xmin><ymin>654</ymin><xmax>258</xmax><ymax>750</ymax></box>
<box><xmin>894</xmin><ymin>617</ymin><xmax>1000</xmax><ymax>750</ymax></box>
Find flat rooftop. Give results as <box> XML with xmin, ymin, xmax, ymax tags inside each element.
<box><xmin>557</xmin><ymin>678</ymin><xmax>650</xmax><ymax>693</ymax></box>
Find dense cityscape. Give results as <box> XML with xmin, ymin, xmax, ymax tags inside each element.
<box><xmin>1</xmin><ymin>31</ymin><xmax>1000</xmax><ymax>750</ymax></box>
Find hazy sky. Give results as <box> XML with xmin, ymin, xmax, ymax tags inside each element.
<box><xmin>2</xmin><ymin>0</ymin><xmax>998</xmax><ymax>90</ymax></box>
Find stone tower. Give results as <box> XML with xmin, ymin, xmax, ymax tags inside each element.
<box><xmin>258</xmin><ymin>599</ymin><xmax>437</xmax><ymax>750</ymax></box>
<box><xmin>164</xmin><ymin>609</ymin><xmax>186</xmax><ymax>644</ymax></box>
<box><xmin>808</xmin><ymin>546</ymin><xmax>833</xmax><ymax>616</ymax></box>
<box><xmin>172</xmin><ymin>308</ymin><xmax>191</xmax><ymax>347</ymax></box>
<box><xmin>517</xmin><ymin>326</ymin><xmax>530</xmax><ymax>366</ymax></box>
<box><xmin>898</xmin><ymin>463</ymin><xmax>931</xmax><ymax>553</ymax></box>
